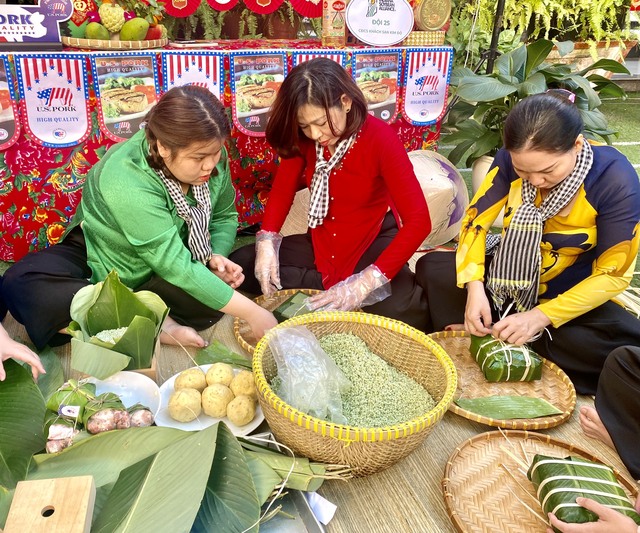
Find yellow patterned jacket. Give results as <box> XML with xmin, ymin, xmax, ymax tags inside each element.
<box><xmin>456</xmin><ymin>145</ymin><xmax>640</xmax><ymax>327</ymax></box>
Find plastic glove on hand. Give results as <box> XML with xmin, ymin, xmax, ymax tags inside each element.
<box><xmin>306</xmin><ymin>265</ymin><xmax>391</xmax><ymax>311</ymax></box>
<box><xmin>255</xmin><ymin>231</ymin><xmax>283</xmax><ymax>296</ymax></box>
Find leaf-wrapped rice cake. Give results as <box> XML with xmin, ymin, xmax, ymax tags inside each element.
<box><xmin>528</xmin><ymin>454</ymin><xmax>640</xmax><ymax>527</ymax></box>
<box><xmin>470</xmin><ymin>334</ymin><xmax>542</xmax><ymax>382</ymax></box>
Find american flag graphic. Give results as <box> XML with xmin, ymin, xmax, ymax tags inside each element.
<box><xmin>406</xmin><ymin>50</ymin><xmax>452</xmax><ymax>84</ymax></box>
<box><xmin>37</xmin><ymin>87</ymin><xmax>73</xmax><ymax>106</ymax></box>
<box><xmin>293</xmin><ymin>51</ymin><xmax>346</xmax><ymax>67</ymax></box>
<box><xmin>163</xmin><ymin>53</ymin><xmax>220</xmax><ymax>94</ymax></box>
<box><xmin>414</xmin><ymin>75</ymin><xmax>439</xmax><ymax>91</ymax></box>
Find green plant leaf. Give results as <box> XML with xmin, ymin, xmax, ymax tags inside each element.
<box><xmin>455</xmin><ymin>395</ymin><xmax>563</xmax><ymax>419</ymax></box>
<box><xmin>524</xmin><ymin>39</ymin><xmax>554</xmax><ymax>78</ymax></box>
<box><xmin>86</xmin><ymin>271</ymin><xmax>156</xmax><ymax>336</ymax></box>
<box><xmin>0</xmin><ymin>360</ymin><xmax>46</xmax><ymax>489</ymax></box>
<box><xmin>70</xmin><ymin>338</ymin><xmax>131</xmax><ymax>379</ymax></box>
<box><xmin>114</xmin><ymin>315</ymin><xmax>157</xmax><ymax>370</ymax></box>
<box><xmin>244</xmin><ymin>453</ymin><xmax>282</xmax><ymax>506</ymax></box>
<box><xmin>195</xmin><ymin>340</ymin><xmax>252</xmax><ymax>369</ymax></box>
<box><xmin>36</xmin><ymin>346</ymin><xmax>65</xmax><ymax>402</ymax></box>
<box><xmin>193</xmin><ymin>422</ymin><xmax>260</xmax><ymax>532</ymax></box>
<box><xmin>132</xmin><ymin>289</ymin><xmax>170</xmax><ymax>336</ymax></box>
<box><xmin>456</xmin><ymin>76</ymin><xmax>517</xmax><ymax>103</ymax></box>
<box><xmin>578</xmin><ymin>58</ymin><xmax>630</xmax><ymax>76</ymax></box>
<box><xmin>91</xmin><ymin>425</ymin><xmax>218</xmax><ymax>533</ymax></box>
<box><xmin>552</xmin><ymin>40</ymin><xmax>575</xmax><ymax>56</ymax></box>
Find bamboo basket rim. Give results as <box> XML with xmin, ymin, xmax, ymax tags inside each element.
<box><xmin>62</xmin><ymin>36</ymin><xmax>168</xmax><ymax>50</ymax></box>
<box><xmin>429</xmin><ymin>330</ymin><xmax>576</xmax><ymax>430</ymax></box>
<box><xmin>442</xmin><ymin>429</ymin><xmax>639</xmax><ymax>533</ymax></box>
<box><xmin>252</xmin><ymin>311</ymin><xmax>458</xmax><ymax>443</ymax></box>
<box><xmin>233</xmin><ymin>288</ymin><xmax>322</xmax><ymax>354</ymax></box>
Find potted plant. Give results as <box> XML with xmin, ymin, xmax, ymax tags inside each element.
<box><xmin>263</xmin><ymin>1</ymin><xmax>302</xmax><ymax>39</ymax></box>
<box><xmin>442</xmin><ymin>38</ymin><xmax>630</xmax><ymax>171</ymax></box>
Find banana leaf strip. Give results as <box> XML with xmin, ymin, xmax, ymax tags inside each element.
<box><xmin>454</xmin><ymin>395</ymin><xmax>562</xmax><ymax>419</ymax></box>
<box><xmin>470</xmin><ymin>334</ymin><xmax>542</xmax><ymax>382</ymax></box>
<box><xmin>527</xmin><ymin>454</ymin><xmax>640</xmax><ymax>526</ymax></box>
<box><xmin>195</xmin><ymin>340</ymin><xmax>252</xmax><ymax>369</ymax></box>
<box><xmin>69</xmin><ymin>270</ymin><xmax>169</xmax><ymax>379</ymax></box>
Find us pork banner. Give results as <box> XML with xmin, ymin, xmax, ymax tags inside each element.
<box><xmin>160</xmin><ymin>51</ymin><xmax>224</xmax><ymax>102</ymax></box>
<box><xmin>402</xmin><ymin>47</ymin><xmax>453</xmax><ymax>126</ymax></box>
<box><xmin>230</xmin><ymin>51</ymin><xmax>287</xmax><ymax>137</ymax></box>
<box><xmin>90</xmin><ymin>53</ymin><xmax>160</xmax><ymax>143</ymax></box>
<box><xmin>15</xmin><ymin>53</ymin><xmax>90</xmax><ymax>148</ymax></box>
<box><xmin>352</xmin><ymin>49</ymin><xmax>401</xmax><ymax>124</ymax></box>
<box><xmin>292</xmin><ymin>50</ymin><xmax>347</xmax><ymax>67</ymax></box>
<box><xmin>0</xmin><ymin>54</ymin><xmax>20</xmax><ymax>150</ymax></box>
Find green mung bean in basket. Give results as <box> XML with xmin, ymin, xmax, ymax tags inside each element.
<box><xmin>271</xmin><ymin>331</ymin><xmax>436</xmax><ymax>427</ymax></box>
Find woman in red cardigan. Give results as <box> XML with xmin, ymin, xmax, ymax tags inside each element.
<box><xmin>230</xmin><ymin>58</ymin><xmax>432</xmax><ymax>329</ymax></box>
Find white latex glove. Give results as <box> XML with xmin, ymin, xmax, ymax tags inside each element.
<box><xmin>255</xmin><ymin>230</ymin><xmax>283</xmax><ymax>296</ymax></box>
<box><xmin>306</xmin><ymin>265</ymin><xmax>391</xmax><ymax>311</ymax></box>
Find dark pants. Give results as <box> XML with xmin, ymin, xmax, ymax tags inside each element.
<box><xmin>596</xmin><ymin>345</ymin><xmax>640</xmax><ymax>479</ymax></box>
<box><xmin>230</xmin><ymin>213</ymin><xmax>431</xmax><ymax>331</ymax></box>
<box><xmin>2</xmin><ymin>227</ymin><xmax>223</xmax><ymax>350</ymax></box>
<box><xmin>415</xmin><ymin>251</ymin><xmax>640</xmax><ymax>395</ymax></box>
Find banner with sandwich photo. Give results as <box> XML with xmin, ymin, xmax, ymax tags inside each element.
<box><xmin>230</xmin><ymin>51</ymin><xmax>287</xmax><ymax>138</ymax></box>
<box><xmin>352</xmin><ymin>50</ymin><xmax>401</xmax><ymax>124</ymax></box>
<box><xmin>90</xmin><ymin>53</ymin><xmax>159</xmax><ymax>143</ymax></box>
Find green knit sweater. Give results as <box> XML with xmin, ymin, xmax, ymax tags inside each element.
<box><xmin>68</xmin><ymin>129</ymin><xmax>236</xmax><ymax>310</ymax></box>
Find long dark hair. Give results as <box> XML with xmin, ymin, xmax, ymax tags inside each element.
<box><xmin>503</xmin><ymin>92</ymin><xmax>583</xmax><ymax>153</ymax></box>
<box><xmin>266</xmin><ymin>58</ymin><xmax>368</xmax><ymax>158</ymax></box>
<box><xmin>145</xmin><ymin>85</ymin><xmax>231</xmax><ymax>174</ymax></box>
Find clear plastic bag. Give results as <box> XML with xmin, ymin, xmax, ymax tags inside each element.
<box><xmin>269</xmin><ymin>326</ymin><xmax>351</xmax><ymax>425</ymax></box>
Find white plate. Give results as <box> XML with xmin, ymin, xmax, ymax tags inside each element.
<box><xmin>155</xmin><ymin>364</ymin><xmax>265</xmax><ymax>435</ymax></box>
<box><xmin>83</xmin><ymin>371</ymin><xmax>161</xmax><ymax>416</ymax></box>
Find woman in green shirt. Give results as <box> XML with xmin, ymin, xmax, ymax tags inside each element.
<box><xmin>2</xmin><ymin>85</ymin><xmax>276</xmax><ymax>350</ymax></box>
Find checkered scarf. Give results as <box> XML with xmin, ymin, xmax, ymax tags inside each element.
<box><xmin>308</xmin><ymin>134</ymin><xmax>356</xmax><ymax>228</ymax></box>
<box><xmin>487</xmin><ymin>140</ymin><xmax>594</xmax><ymax>312</ymax></box>
<box><xmin>157</xmin><ymin>169</ymin><xmax>213</xmax><ymax>264</ymax></box>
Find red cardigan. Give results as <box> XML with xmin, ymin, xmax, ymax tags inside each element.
<box><xmin>261</xmin><ymin>115</ymin><xmax>431</xmax><ymax>288</ymax></box>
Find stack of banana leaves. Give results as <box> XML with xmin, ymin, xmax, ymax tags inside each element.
<box><xmin>528</xmin><ymin>454</ymin><xmax>640</xmax><ymax>527</ymax></box>
<box><xmin>470</xmin><ymin>334</ymin><xmax>543</xmax><ymax>382</ymax></box>
<box><xmin>0</xmin><ymin>350</ymin><xmax>351</xmax><ymax>532</ymax></box>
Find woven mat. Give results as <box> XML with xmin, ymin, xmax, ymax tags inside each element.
<box><xmin>443</xmin><ymin>430</ymin><xmax>639</xmax><ymax>533</ymax></box>
<box><xmin>430</xmin><ymin>331</ymin><xmax>576</xmax><ymax>430</ymax></box>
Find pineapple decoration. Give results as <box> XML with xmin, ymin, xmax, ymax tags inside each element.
<box><xmin>84</xmin><ymin>0</ymin><xmax>167</xmax><ymax>42</ymax></box>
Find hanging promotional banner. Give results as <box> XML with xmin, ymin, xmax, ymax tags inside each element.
<box><xmin>345</xmin><ymin>0</ymin><xmax>413</xmax><ymax>46</ymax></box>
<box><xmin>352</xmin><ymin>49</ymin><xmax>401</xmax><ymax>124</ymax></box>
<box><xmin>0</xmin><ymin>0</ymin><xmax>72</xmax><ymax>49</ymax></box>
<box><xmin>402</xmin><ymin>47</ymin><xmax>453</xmax><ymax>127</ymax></box>
<box><xmin>0</xmin><ymin>54</ymin><xmax>20</xmax><ymax>150</ymax></box>
<box><xmin>15</xmin><ymin>53</ymin><xmax>90</xmax><ymax>148</ymax></box>
<box><xmin>90</xmin><ymin>53</ymin><xmax>160</xmax><ymax>143</ymax></box>
<box><xmin>230</xmin><ymin>51</ymin><xmax>287</xmax><ymax>138</ymax></box>
<box><xmin>292</xmin><ymin>50</ymin><xmax>347</xmax><ymax>67</ymax></box>
<box><xmin>161</xmin><ymin>51</ymin><xmax>224</xmax><ymax>102</ymax></box>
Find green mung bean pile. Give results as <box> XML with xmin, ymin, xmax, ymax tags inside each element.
<box><xmin>319</xmin><ymin>333</ymin><xmax>435</xmax><ymax>427</ymax></box>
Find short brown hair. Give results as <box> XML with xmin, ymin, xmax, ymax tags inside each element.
<box><xmin>145</xmin><ymin>85</ymin><xmax>231</xmax><ymax>170</ymax></box>
<box><xmin>266</xmin><ymin>58</ymin><xmax>367</xmax><ymax>158</ymax></box>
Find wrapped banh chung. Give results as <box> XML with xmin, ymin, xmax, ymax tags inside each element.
<box><xmin>528</xmin><ymin>454</ymin><xmax>640</xmax><ymax>527</ymax></box>
<box><xmin>469</xmin><ymin>334</ymin><xmax>542</xmax><ymax>382</ymax></box>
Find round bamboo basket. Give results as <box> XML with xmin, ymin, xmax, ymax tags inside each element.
<box><xmin>233</xmin><ymin>288</ymin><xmax>321</xmax><ymax>354</ymax></box>
<box><xmin>253</xmin><ymin>311</ymin><xmax>458</xmax><ymax>476</ymax></box>
<box><xmin>62</xmin><ymin>36</ymin><xmax>168</xmax><ymax>50</ymax></box>
<box><xmin>443</xmin><ymin>430</ymin><xmax>639</xmax><ymax>532</ymax></box>
<box><xmin>429</xmin><ymin>330</ymin><xmax>576</xmax><ymax>430</ymax></box>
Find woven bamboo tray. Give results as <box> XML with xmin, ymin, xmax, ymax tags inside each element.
<box><xmin>443</xmin><ymin>430</ymin><xmax>639</xmax><ymax>533</ymax></box>
<box><xmin>233</xmin><ymin>288</ymin><xmax>321</xmax><ymax>354</ymax></box>
<box><xmin>253</xmin><ymin>311</ymin><xmax>458</xmax><ymax>476</ymax></box>
<box><xmin>62</xmin><ymin>36</ymin><xmax>168</xmax><ymax>50</ymax></box>
<box><xmin>429</xmin><ymin>331</ymin><xmax>576</xmax><ymax>429</ymax></box>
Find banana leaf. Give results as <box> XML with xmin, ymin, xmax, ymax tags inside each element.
<box><xmin>35</xmin><ymin>346</ymin><xmax>65</xmax><ymax>402</ymax></box>
<box><xmin>45</xmin><ymin>379</ymin><xmax>97</xmax><ymax>418</ymax></box>
<box><xmin>195</xmin><ymin>340</ymin><xmax>252</xmax><ymax>369</ymax></box>
<box><xmin>192</xmin><ymin>422</ymin><xmax>261</xmax><ymax>533</ymax></box>
<box><xmin>0</xmin><ymin>360</ymin><xmax>46</xmax><ymax>489</ymax></box>
<box><xmin>454</xmin><ymin>395</ymin><xmax>562</xmax><ymax>419</ymax></box>
<box><xmin>273</xmin><ymin>292</ymin><xmax>312</xmax><ymax>323</ymax></box>
<box><xmin>69</xmin><ymin>270</ymin><xmax>169</xmax><ymax>379</ymax></box>
<box><xmin>528</xmin><ymin>454</ymin><xmax>640</xmax><ymax>527</ymax></box>
<box><xmin>470</xmin><ymin>334</ymin><xmax>542</xmax><ymax>382</ymax></box>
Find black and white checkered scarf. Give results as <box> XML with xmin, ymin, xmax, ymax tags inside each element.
<box><xmin>487</xmin><ymin>140</ymin><xmax>594</xmax><ymax>312</ymax></box>
<box><xmin>308</xmin><ymin>134</ymin><xmax>356</xmax><ymax>228</ymax></box>
<box><xmin>157</xmin><ymin>169</ymin><xmax>213</xmax><ymax>264</ymax></box>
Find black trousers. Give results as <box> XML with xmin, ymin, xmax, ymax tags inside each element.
<box><xmin>415</xmin><ymin>251</ymin><xmax>640</xmax><ymax>395</ymax></box>
<box><xmin>230</xmin><ymin>212</ymin><xmax>431</xmax><ymax>331</ymax></box>
<box><xmin>596</xmin><ymin>345</ymin><xmax>640</xmax><ymax>480</ymax></box>
<box><xmin>2</xmin><ymin>227</ymin><xmax>223</xmax><ymax>350</ymax></box>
